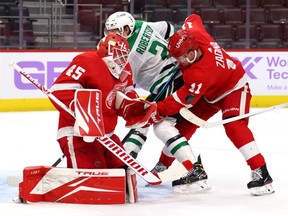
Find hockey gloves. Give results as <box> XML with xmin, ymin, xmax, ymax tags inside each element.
<box><xmin>115</xmin><ymin>91</ymin><xmax>162</xmax><ymax>129</ymax></box>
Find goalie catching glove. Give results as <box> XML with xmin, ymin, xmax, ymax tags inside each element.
<box><xmin>125</xmin><ymin>103</ymin><xmax>162</xmax><ymax>128</ymax></box>
<box><xmin>115</xmin><ymin>91</ymin><xmax>162</xmax><ymax>128</ymax></box>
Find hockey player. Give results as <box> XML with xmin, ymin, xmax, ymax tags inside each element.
<box><xmin>105</xmin><ymin>11</ymin><xmax>210</xmax><ymax>193</ymax></box>
<box><xmin>49</xmin><ymin>32</ymin><xmax>161</xmax><ymax>203</ymax></box>
<box><xmin>157</xmin><ymin>14</ymin><xmax>275</xmax><ymax>196</ymax></box>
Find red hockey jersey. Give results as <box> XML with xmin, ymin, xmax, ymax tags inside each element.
<box><xmin>50</xmin><ymin>51</ymin><xmax>136</xmax><ymax>136</ymax></box>
<box><xmin>157</xmin><ymin>14</ymin><xmax>249</xmax><ymax>116</ymax></box>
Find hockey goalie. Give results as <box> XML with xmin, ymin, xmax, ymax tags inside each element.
<box><xmin>18</xmin><ymin>32</ymin><xmax>162</xmax><ymax>204</ymax></box>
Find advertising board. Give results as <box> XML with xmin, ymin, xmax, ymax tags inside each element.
<box><xmin>1</xmin><ymin>50</ymin><xmax>288</xmax><ymax>111</ymax></box>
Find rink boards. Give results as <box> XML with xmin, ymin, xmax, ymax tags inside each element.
<box><xmin>1</xmin><ymin>50</ymin><xmax>288</xmax><ymax>111</ymax></box>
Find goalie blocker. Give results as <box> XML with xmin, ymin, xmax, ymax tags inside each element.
<box><xmin>18</xmin><ymin>166</ymin><xmax>138</xmax><ymax>204</ymax></box>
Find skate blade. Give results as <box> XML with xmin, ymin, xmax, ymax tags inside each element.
<box><xmin>250</xmin><ymin>183</ymin><xmax>275</xmax><ymax>196</ymax></box>
<box><xmin>173</xmin><ymin>180</ymin><xmax>211</xmax><ymax>194</ymax></box>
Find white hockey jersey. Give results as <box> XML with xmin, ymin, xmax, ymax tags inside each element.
<box><xmin>127</xmin><ymin>20</ymin><xmax>180</xmax><ymax>94</ymax></box>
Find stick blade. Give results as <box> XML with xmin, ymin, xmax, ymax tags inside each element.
<box><xmin>179</xmin><ymin>107</ymin><xmax>208</xmax><ymax>128</ymax></box>
<box><xmin>157</xmin><ymin>160</ymin><xmax>192</xmax><ymax>183</ymax></box>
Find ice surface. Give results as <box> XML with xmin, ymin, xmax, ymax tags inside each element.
<box><xmin>1</xmin><ymin>109</ymin><xmax>288</xmax><ymax>216</ymax></box>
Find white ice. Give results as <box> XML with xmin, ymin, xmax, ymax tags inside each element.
<box><xmin>0</xmin><ymin>108</ymin><xmax>288</xmax><ymax>216</ymax></box>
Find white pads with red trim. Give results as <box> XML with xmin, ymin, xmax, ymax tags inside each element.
<box><xmin>19</xmin><ymin>166</ymin><xmax>129</xmax><ymax>204</ymax></box>
<box><xmin>126</xmin><ymin>167</ymin><xmax>138</xmax><ymax>203</ymax></box>
<box><xmin>74</xmin><ymin>89</ymin><xmax>105</xmax><ymax>141</ymax></box>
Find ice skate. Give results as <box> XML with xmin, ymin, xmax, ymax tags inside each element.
<box><xmin>247</xmin><ymin>164</ymin><xmax>275</xmax><ymax>196</ymax></box>
<box><xmin>172</xmin><ymin>155</ymin><xmax>211</xmax><ymax>194</ymax></box>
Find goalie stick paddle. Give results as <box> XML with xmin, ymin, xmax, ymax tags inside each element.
<box><xmin>180</xmin><ymin>101</ymin><xmax>288</xmax><ymax>128</ymax></box>
<box><xmin>10</xmin><ymin>62</ymin><xmax>189</xmax><ymax>185</ymax></box>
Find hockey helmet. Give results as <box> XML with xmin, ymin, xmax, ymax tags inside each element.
<box><xmin>105</xmin><ymin>11</ymin><xmax>135</xmax><ymax>38</ymax></box>
<box><xmin>168</xmin><ymin>29</ymin><xmax>199</xmax><ymax>59</ymax></box>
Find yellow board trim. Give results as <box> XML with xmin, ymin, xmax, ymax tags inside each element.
<box><xmin>0</xmin><ymin>98</ymin><xmax>56</xmax><ymax>112</ymax></box>
<box><xmin>250</xmin><ymin>96</ymin><xmax>288</xmax><ymax>107</ymax></box>
<box><xmin>0</xmin><ymin>96</ymin><xmax>288</xmax><ymax>112</ymax></box>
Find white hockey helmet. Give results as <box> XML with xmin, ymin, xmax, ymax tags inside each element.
<box><xmin>105</xmin><ymin>11</ymin><xmax>135</xmax><ymax>38</ymax></box>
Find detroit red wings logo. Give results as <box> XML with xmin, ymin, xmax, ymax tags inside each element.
<box><xmin>106</xmin><ymin>81</ymin><xmax>128</xmax><ymax>109</ymax></box>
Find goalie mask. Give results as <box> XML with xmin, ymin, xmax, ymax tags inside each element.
<box><xmin>105</xmin><ymin>11</ymin><xmax>135</xmax><ymax>38</ymax></box>
<box><xmin>168</xmin><ymin>29</ymin><xmax>199</xmax><ymax>64</ymax></box>
<box><xmin>97</xmin><ymin>32</ymin><xmax>130</xmax><ymax>80</ymax></box>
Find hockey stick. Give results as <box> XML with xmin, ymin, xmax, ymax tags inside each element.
<box><xmin>10</xmin><ymin>62</ymin><xmax>188</xmax><ymax>185</ymax></box>
<box><xmin>180</xmin><ymin>102</ymin><xmax>288</xmax><ymax>128</ymax></box>
<box><xmin>6</xmin><ymin>154</ymin><xmax>66</xmax><ymax>186</ymax></box>
<box><xmin>153</xmin><ymin>65</ymin><xmax>181</xmax><ymax>103</ymax></box>
<box><xmin>122</xmin><ymin>65</ymin><xmax>180</xmax><ymax>143</ymax></box>
<box><xmin>7</xmin><ymin>62</ymin><xmax>67</xmax><ymax>169</ymax></box>
<box><xmin>9</xmin><ymin>62</ymin><xmax>75</xmax><ymax>117</ymax></box>
<box><xmin>51</xmin><ymin>154</ymin><xmax>65</xmax><ymax>167</ymax></box>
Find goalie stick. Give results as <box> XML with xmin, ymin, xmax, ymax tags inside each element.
<box><xmin>10</xmin><ymin>62</ymin><xmax>189</xmax><ymax>185</ymax></box>
<box><xmin>180</xmin><ymin>101</ymin><xmax>288</xmax><ymax>128</ymax></box>
<box><xmin>7</xmin><ymin>155</ymin><xmax>66</xmax><ymax>186</ymax></box>
<box><xmin>51</xmin><ymin>154</ymin><xmax>65</xmax><ymax>167</ymax></box>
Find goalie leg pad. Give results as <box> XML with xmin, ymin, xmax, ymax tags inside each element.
<box><xmin>126</xmin><ymin>167</ymin><xmax>138</xmax><ymax>203</ymax></box>
<box><xmin>19</xmin><ymin>166</ymin><xmax>127</xmax><ymax>204</ymax></box>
